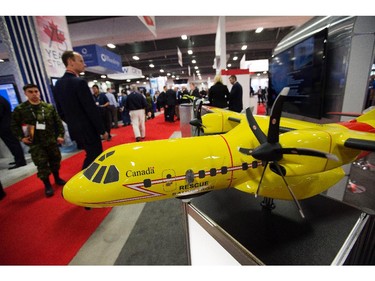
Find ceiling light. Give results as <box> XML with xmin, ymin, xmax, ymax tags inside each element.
<box><xmin>160</xmin><ymin>69</ymin><xmax>164</xmax><ymax>73</ymax></box>
<box><xmin>241</xmin><ymin>45</ymin><xmax>247</xmax><ymax>50</ymax></box>
<box><xmin>132</xmin><ymin>56</ymin><xmax>140</xmax><ymax>60</ymax></box>
<box><xmin>192</xmin><ymin>59</ymin><xmax>196</xmax><ymax>64</ymax></box>
<box><xmin>0</xmin><ymin>59</ymin><xmax>4</xmax><ymax>63</ymax></box>
<box><xmin>233</xmin><ymin>56</ymin><xmax>238</xmax><ymax>61</ymax></box>
<box><xmin>187</xmin><ymin>50</ymin><xmax>193</xmax><ymax>55</ymax></box>
<box><xmin>107</xmin><ymin>43</ymin><xmax>116</xmax><ymax>49</ymax></box>
<box><xmin>194</xmin><ymin>66</ymin><xmax>198</xmax><ymax>69</ymax></box>
<box><xmin>80</xmin><ymin>72</ymin><xmax>85</xmax><ymax>75</ymax></box>
<box><xmin>149</xmin><ymin>63</ymin><xmax>155</xmax><ymax>68</ymax></box>
<box><xmin>181</xmin><ymin>34</ymin><xmax>187</xmax><ymax>40</ymax></box>
<box><xmin>101</xmin><ymin>75</ymin><xmax>106</xmax><ymax>78</ymax></box>
<box><xmin>227</xmin><ymin>63</ymin><xmax>232</xmax><ymax>67</ymax></box>
<box><xmin>126</xmin><ymin>79</ymin><xmax>131</xmax><ymax>82</ymax></box>
<box><xmin>93</xmin><ymin>80</ymin><xmax>97</xmax><ymax>83</ymax></box>
<box><xmin>255</xmin><ymin>27</ymin><xmax>264</xmax><ymax>33</ymax></box>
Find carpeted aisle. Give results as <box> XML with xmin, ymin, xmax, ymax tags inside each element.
<box><xmin>0</xmin><ymin>114</ymin><xmax>180</xmax><ymax>265</ymax></box>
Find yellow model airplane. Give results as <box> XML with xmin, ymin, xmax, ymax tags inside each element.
<box><xmin>62</xmin><ymin>88</ymin><xmax>375</xmax><ymax>218</ymax></box>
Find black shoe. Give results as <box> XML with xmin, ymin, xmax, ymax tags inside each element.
<box><xmin>45</xmin><ymin>185</ymin><xmax>54</xmax><ymax>197</ymax></box>
<box><xmin>55</xmin><ymin>178</ymin><xmax>66</xmax><ymax>186</ymax></box>
<box><xmin>136</xmin><ymin>137</ymin><xmax>141</xmax><ymax>142</ymax></box>
<box><xmin>43</xmin><ymin>179</ymin><xmax>54</xmax><ymax>197</ymax></box>
<box><xmin>0</xmin><ymin>190</ymin><xmax>6</xmax><ymax>200</ymax></box>
<box><xmin>8</xmin><ymin>163</ymin><xmax>27</xmax><ymax>170</ymax></box>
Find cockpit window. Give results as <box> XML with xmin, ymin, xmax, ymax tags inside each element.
<box><xmin>93</xmin><ymin>166</ymin><xmax>107</xmax><ymax>183</ymax></box>
<box><xmin>83</xmin><ymin>162</ymin><xmax>100</xmax><ymax>180</ymax></box>
<box><xmin>98</xmin><ymin>150</ymin><xmax>115</xmax><ymax>162</ymax></box>
<box><xmin>103</xmin><ymin>165</ymin><xmax>119</xmax><ymax>183</ymax></box>
<box><xmin>83</xmin><ymin>157</ymin><xmax>119</xmax><ymax>184</ymax></box>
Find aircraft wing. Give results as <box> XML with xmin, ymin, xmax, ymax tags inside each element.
<box><xmin>201</xmin><ymin>106</ymin><xmax>245</xmax><ymax>134</ymax></box>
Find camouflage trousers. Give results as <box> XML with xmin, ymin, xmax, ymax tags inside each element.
<box><xmin>29</xmin><ymin>143</ymin><xmax>62</xmax><ymax>181</ymax></box>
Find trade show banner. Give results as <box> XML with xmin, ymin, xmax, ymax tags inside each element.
<box><xmin>107</xmin><ymin>66</ymin><xmax>143</xmax><ymax>80</ymax></box>
<box><xmin>34</xmin><ymin>16</ymin><xmax>72</xmax><ymax>78</ymax></box>
<box><xmin>138</xmin><ymin>16</ymin><xmax>156</xmax><ymax>37</ymax></box>
<box><xmin>73</xmin><ymin>44</ymin><xmax>122</xmax><ymax>74</ymax></box>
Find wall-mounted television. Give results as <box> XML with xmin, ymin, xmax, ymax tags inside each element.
<box><xmin>269</xmin><ymin>28</ymin><xmax>328</xmax><ymax>119</ymax></box>
<box><xmin>0</xmin><ymin>83</ymin><xmax>21</xmax><ymax>111</ymax></box>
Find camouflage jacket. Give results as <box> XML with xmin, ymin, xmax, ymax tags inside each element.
<box><xmin>11</xmin><ymin>101</ymin><xmax>64</xmax><ymax>146</ymax></box>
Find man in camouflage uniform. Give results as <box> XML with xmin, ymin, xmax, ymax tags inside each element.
<box><xmin>11</xmin><ymin>84</ymin><xmax>66</xmax><ymax>197</ymax></box>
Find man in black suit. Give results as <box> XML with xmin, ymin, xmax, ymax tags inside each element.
<box><xmin>53</xmin><ymin>51</ymin><xmax>108</xmax><ymax>170</ymax></box>
<box><xmin>228</xmin><ymin>75</ymin><xmax>243</xmax><ymax>113</ymax></box>
<box><xmin>0</xmin><ymin>95</ymin><xmax>27</xmax><ymax>169</ymax></box>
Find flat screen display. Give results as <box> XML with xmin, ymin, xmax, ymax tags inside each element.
<box><xmin>0</xmin><ymin>83</ymin><xmax>21</xmax><ymax>111</ymax></box>
<box><xmin>269</xmin><ymin>28</ymin><xmax>328</xmax><ymax>119</ymax></box>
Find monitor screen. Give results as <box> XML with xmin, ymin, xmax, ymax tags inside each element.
<box><xmin>270</xmin><ymin>28</ymin><xmax>328</xmax><ymax>119</ymax></box>
<box><xmin>0</xmin><ymin>83</ymin><xmax>21</xmax><ymax>111</ymax></box>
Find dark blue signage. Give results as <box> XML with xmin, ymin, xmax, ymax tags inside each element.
<box><xmin>73</xmin><ymin>44</ymin><xmax>122</xmax><ymax>74</ymax></box>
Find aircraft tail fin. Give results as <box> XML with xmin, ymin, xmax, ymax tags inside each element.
<box><xmin>356</xmin><ymin>106</ymin><xmax>375</xmax><ymax>123</ymax></box>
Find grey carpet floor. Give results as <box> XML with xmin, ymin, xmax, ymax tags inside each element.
<box><xmin>114</xmin><ymin>198</ymin><xmax>189</xmax><ymax>265</ymax></box>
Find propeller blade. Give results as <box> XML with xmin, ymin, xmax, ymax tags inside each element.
<box><xmin>273</xmin><ymin>161</ymin><xmax>305</xmax><ymax>219</ymax></box>
<box><xmin>268</xmin><ymin>87</ymin><xmax>289</xmax><ymax>144</ymax></box>
<box><xmin>255</xmin><ymin>161</ymin><xmax>269</xmax><ymax>197</ymax></box>
<box><xmin>196</xmin><ymin>100</ymin><xmax>203</xmax><ymax>121</ymax></box>
<box><xmin>281</xmin><ymin>148</ymin><xmax>339</xmax><ymax>161</ymax></box>
<box><xmin>245</xmin><ymin>107</ymin><xmax>267</xmax><ymax>144</ymax></box>
<box><xmin>238</xmin><ymin>147</ymin><xmax>253</xmax><ymax>155</ymax></box>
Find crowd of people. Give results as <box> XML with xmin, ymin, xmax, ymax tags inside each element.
<box><xmin>0</xmin><ymin>49</ymin><xmax>270</xmax><ymax>200</ymax></box>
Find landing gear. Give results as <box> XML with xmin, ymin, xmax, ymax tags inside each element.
<box><xmin>261</xmin><ymin>197</ymin><xmax>276</xmax><ymax>210</ymax></box>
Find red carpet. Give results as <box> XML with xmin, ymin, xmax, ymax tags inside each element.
<box><xmin>257</xmin><ymin>103</ymin><xmax>266</xmax><ymax>115</ymax></box>
<box><xmin>0</xmin><ymin>113</ymin><xmax>180</xmax><ymax>265</ymax></box>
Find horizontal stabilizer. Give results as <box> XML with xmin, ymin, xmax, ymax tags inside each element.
<box><xmin>344</xmin><ymin>138</ymin><xmax>375</xmax><ymax>152</ymax></box>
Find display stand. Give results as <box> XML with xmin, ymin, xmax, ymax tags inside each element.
<box><xmin>184</xmin><ymin>188</ymin><xmax>369</xmax><ymax>265</ymax></box>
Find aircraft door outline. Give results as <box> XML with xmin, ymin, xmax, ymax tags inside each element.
<box><xmin>162</xmin><ymin>169</ymin><xmax>176</xmax><ymax>192</ymax></box>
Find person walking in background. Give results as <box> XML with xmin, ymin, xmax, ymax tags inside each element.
<box><xmin>119</xmin><ymin>89</ymin><xmax>131</xmax><ymax>126</ymax></box>
<box><xmin>189</xmin><ymin>82</ymin><xmax>201</xmax><ymax>99</ymax></box>
<box><xmin>105</xmin><ymin>87</ymin><xmax>119</xmax><ymax>128</ymax></box>
<box><xmin>11</xmin><ymin>83</ymin><xmax>66</xmax><ymax>198</ymax></box>
<box><xmin>208</xmin><ymin>74</ymin><xmax>229</xmax><ymax>108</ymax></box>
<box><xmin>257</xmin><ymin>86</ymin><xmax>263</xmax><ymax>105</ymax></box>
<box><xmin>53</xmin><ymin>50</ymin><xmax>108</xmax><ymax>170</ymax></box>
<box><xmin>158</xmin><ymin>85</ymin><xmax>168</xmax><ymax>121</ymax></box>
<box><xmin>145</xmin><ymin>92</ymin><xmax>155</xmax><ymax>119</ymax></box>
<box><xmin>92</xmin><ymin>85</ymin><xmax>112</xmax><ymax>141</ymax></box>
<box><xmin>228</xmin><ymin>75</ymin><xmax>243</xmax><ymax>113</ymax></box>
<box><xmin>165</xmin><ymin>85</ymin><xmax>177</xmax><ymax>122</ymax></box>
<box><xmin>125</xmin><ymin>84</ymin><xmax>147</xmax><ymax>142</ymax></box>
<box><xmin>0</xmin><ymin>95</ymin><xmax>27</xmax><ymax>170</ymax></box>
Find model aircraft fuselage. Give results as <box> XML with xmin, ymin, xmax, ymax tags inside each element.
<box><xmin>62</xmin><ymin>104</ymin><xmax>375</xmax><ymax>208</ymax></box>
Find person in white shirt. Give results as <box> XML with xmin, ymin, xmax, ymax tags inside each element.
<box><xmin>105</xmin><ymin>88</ymin><xmax>119</xmax><ymax>128</ymax></box>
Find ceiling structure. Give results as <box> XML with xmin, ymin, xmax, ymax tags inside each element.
<box><xmin>66</xmin><ymin>16</ymin><xmax>314</xmax><ymax>84</ymax></box>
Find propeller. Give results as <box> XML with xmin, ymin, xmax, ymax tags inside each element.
<box><xmin>189</xmin><ymin>99</ymin><xmax>204</xmax><ymax>136</ymax></box>
<box><xmin>239</xmin><ymin>87</ymin><xmax>338</xmax><ymax>219</ymax></box>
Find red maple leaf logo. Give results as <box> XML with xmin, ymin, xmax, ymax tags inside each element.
<box><xmin>43</xmin><ymin>20</ymin><xmax>66</xmax><ymax>44</ymax></box>
<box><xmin>143</xmin><ymin>16</ymin><xmax>154</xmax><ymax>26</ymax></box>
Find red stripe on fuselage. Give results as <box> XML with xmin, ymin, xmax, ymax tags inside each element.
<box><xmin>219</xmin><ymin>135</ymin><xmax>234</xmax><ymax>188</ymax></box>
<box><xmin>339</xmin><ymin>120</ymin><xmax>375</xmax><ymax>133</ymax></box>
